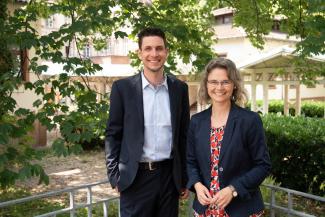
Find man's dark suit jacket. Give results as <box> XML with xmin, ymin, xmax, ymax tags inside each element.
<box><xmin>105</xmin><ymin>73</ymin><xmax>190</xmax><ymax>192</ymax></box>
<box><xmin>187</xmin><ymin>104</ymin><xmax>271</xmax><ymax>217</ymax></box>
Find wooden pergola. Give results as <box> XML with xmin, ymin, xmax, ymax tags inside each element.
<box><xmin>238</xmin><ymin>46</ymin><xmax>325</xmax><ymax>116</ymax></box>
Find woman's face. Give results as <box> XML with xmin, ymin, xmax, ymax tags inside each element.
<box><xmin>207</xmin><ymin>68</ymin><xmax>234</xmax><ymax>105</ymax></box>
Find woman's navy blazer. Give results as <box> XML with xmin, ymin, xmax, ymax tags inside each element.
<box><xmin>186</xmin><ymin>104</ymin><xmax>271</xmax><ymax>217</ymax></box>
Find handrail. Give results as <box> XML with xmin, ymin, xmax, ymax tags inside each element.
<box><xmin>0</xmin><ymin>180</ymin><xmax>110</xmax><ymax>208</ymax></box>
<box><xmin>0</xmin><ymin>180</ymin><xmax>324</xmax><ymax>217</ymax></box>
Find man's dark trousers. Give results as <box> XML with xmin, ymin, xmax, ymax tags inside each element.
<box><xmin>120</xmin><ymin>160</ymin><xmax>179</xmax><ymax>217</ymax></box>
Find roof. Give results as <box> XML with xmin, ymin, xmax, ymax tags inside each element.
<box><xmin>41</xmin><ymin>62</ymin><xmax>137</xmax><ymax>77</ymax></box>
<box><xmin>238</xmin><ymin>46</ymin><xmax>325</xmax><ymax>70</ymax></box>
<box><xmin>41</xmin><ymin>61</ymin><xmax>192</xmax><ymax>77</ymax></box>
<box><xmin>212</xmin><ymin>7</ymin><xmax>234</xmax><ymax>16</ymax></box>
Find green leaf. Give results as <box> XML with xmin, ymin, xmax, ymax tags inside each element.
<box><xmin>35</xmin><ymin>86</ymin><xmax>45</xmax><ymax>95</ymax></box>
<box><xmin>52</xmin><ymin>138</ymin><xmax>68</xmax><ymax>157</ymax></box>
<box><xmin>114</xmin><ymin>31</ymin><xmax>128</xmax><ymax>39</ymax></box>
<box><xmin>0</xmin><ymin>155</ymin><xmax>8</xmax><ymax>167</ymax></box>
<box><xmin>24</xmin><ymin>82</ymin><xmax>34</xmax><ymax>90</ymax></box>
<box><xmin>75</xmin><ymin>67</ymin><xmax>88</xmax><ymax>75</ymax></box>
<box><xmin>19</xmin><ymin>166</ymin><xmax>32</xmax><ymax>180</ymax></box>
<box><xmin>33</xmin><ymin>99</ymin><xmax>43</xmax><ymax>107</ymax></box>
<box><xmin>0</xmin><ymin>169</ymin><xmax>18</xmax><ymax>188</ymax></box>
<box><xmin>35</xmin><ymin>65</ymin><xmax>49</xmax><ymax>73</ymax></box>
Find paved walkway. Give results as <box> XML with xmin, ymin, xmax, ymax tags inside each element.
<box><xmin>17</xmin><ymin>150</ymin><xmax>117</xmax><ymax>201</ymax></box>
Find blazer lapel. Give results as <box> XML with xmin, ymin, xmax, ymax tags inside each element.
<box><xmin>219</xmin><ymin>104</ymin><xmax>238</xmax><ymax>162</ymax></box>
<box><xmin>201</xmin><ymin>108</ymin><xmax>212</xmax><ymax>168</ymax></box>
<box><xmin>167</xmin><ymin>75</ymin><xmax>178</xmax><ymax>141</ymax></box>
<box><xmin>132</xmin><ymin>73</ymin><xmax>144</xmax><ymax>128</ymax></box>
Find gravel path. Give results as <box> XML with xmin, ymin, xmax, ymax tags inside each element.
<box><xmin>17</xmin><ymin>150</ymin><xmax>117</xmax><ymax>201</ymax></box>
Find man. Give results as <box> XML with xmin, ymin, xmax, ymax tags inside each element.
<box><xmin>105</xmin><ymin>27</ymin><xmax>190</xmax><ymax>217</ymax></box>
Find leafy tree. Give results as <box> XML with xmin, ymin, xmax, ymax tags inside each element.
<box><xmin>223</xmin><ymin>0</ymin><xmax>325</xmax><ymax>80</ymax></box>
<box><xmin>224</xmin><ymin>0</ymin><xmax>325</xmax><ymax>56</ymax></box>
<box><xmin>1</xmin><ymin>0</ymin><xmax>323</xmax><ymax>190</ymax></box>
<box><xmin>0</xmin><ymin>0</ymin><xmax>217</xmax><ymax>188</ymax></box>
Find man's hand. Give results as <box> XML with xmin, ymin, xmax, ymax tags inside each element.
<box><xmin>114</xmin><ymin>186</ymin><xmax>120</xmax><ymax>195</ymax></box>
<box><xmin>194</xmin><ymin>182</ymin><xmax>212</xmax><ymax>206</ymax></box>
<box><xmin>180</xmin><ymin>188</ymin><xmax>189</xmax><ymax>199</ymax></box>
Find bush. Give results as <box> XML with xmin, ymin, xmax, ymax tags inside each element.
<box><xmin>262</xmin><ymin>114</ymin><xmax>325</xmax><ymax>196</ymax></box>
<box><xmin>301</xmin><ymin>101</ymin><xmax>324</xmax><ymax>118</ymax></box>
<box><xmin>246</xmin><ymin>100</ymin><xmax>324</xmax><ymax>117</ymax></box>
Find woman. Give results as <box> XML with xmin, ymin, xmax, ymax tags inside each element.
<box><xmin>186</xmin><ymin>58</ymin><xmax>271</xmax><ymax>217</ymax></box>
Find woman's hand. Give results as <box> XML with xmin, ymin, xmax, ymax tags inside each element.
<box><xmin>212</xmin><ymin>186</ymin><xmax>233</xmax><ymax>209</ymax></box>
<box><xmin>194</xmin><ymin>182</ymin><xmax>213</xmax><ymax>206</ymax></box>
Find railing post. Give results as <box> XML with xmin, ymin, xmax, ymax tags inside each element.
<box><xmin>288</xmin><ymin>192</ymin><xmax>292</xmax><ymax>217</ymax></box>
<box><xmin>270</xmin><ymin>188</ymin><xmax>275</xmax><ymax>217</ymax></box>
<box><xmin>69</xmin><ymin>191</ymin><xmax>75</xmax><ymax>217</ymax></box>
<box><xmin>187</xmin><ymin>193</ymin><xmax>194</xmax><ymax>217</ymax></box>
<box><xmin>103</xmin><ymin>201</ymin><xmax>108</xmax><ymax>217</ymax></box>
<box><xmin>87</xmin><ymin>187</ymin><xmax>92</xmax><ymax>217</ymax></box>
<box><xmin>118</xmin><ymin>200</ymin><xmax>121</xmax><ymax>217</ymax></box>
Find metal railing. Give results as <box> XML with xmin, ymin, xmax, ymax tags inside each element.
<box><xmin>0</xmin><ymin>180</ymin><xmax>120</xmax><ymax>217</ymax></box>
<box><xmin>0</xmin><ymin>180</ymin><xmax>324</xmax><ymax>217</ymax></box>
<box><xmin>262</xmin><ymin>184</ymin><xmax>325</xmax><ymax>217</ymax></box>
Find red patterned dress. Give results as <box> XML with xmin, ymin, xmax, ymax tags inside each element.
<box><xmin>194</xmin><ymin>126</ymin><xmax>264</xmax><ymax>217</ymax></box>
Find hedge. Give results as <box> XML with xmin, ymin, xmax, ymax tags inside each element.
<box><xmin>246</xmin><ymin>100</ymin><xmax>324</xmax><ymax>118</ymax></box>
<box><xmin>262</xmin><ymin>114</ymin><xmax>325</xmax><ymax>196</ymax></box>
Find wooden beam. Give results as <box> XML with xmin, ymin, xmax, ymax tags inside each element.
<box><xmin>241</xmin><ymin>67</ymin><xmax>295</xmax><ymax>74</ymax></box>
<box><xmin>244</xmin><ymin>79</ymin><xmax>325</xmax><ymax>85</ymax></box>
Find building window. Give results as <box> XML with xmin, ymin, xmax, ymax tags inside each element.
<box><xmin>223</xmin><ymin>15</ymin><xmax>232</xmax><ymax>24</ymax></box>
<box><xmin>46</xmin><ymin>16</ymin><xmax>54</xmax><ymax>28</ymax></box>
<box><xmin>107</xmin><ymin>39</ymin><xmax>113</xmax><ymax>55</ymax></box>
<box><xmin>65</xmin><ymin>46</ymin><xmax>70</xmax><ymax>57</ymax></box>
<box><xmin>271</xmin><ymin>20</ymin><xmax>280</xmax><ymax>31</ymax></box>
<box><xmin>271</xmin><ymin>19</ymin><xmax>286</xmax><ymax>33</ymax></box>
<box><xmin>215</xmin><ymin>14</ymin><xmax>233</xmax><ymax>25</ymax></box>
<box><xmin>83</xmin><ymin>43</ymin><xmax>91</xmax><ymax>58</ymax></box>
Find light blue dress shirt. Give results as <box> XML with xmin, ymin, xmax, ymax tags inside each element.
<box><xmin>140</xmin><ymin>72</ymin><xmax>172</xmax><ymax>162</ymax></box>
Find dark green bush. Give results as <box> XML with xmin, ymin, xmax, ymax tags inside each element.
<box><xmin>246</xmin><ymin>100</ymin><xmax>324</xmax><ymax>117</ymax></box>
<box><xmin>301</xmin><ymin>101</ymin><xmax>324</xmax><ymax>118</ymax></box>
<box><xmin>262</xmin><ymin>114</ymin><xmax>325</xmax><ymax>196</ymax></box>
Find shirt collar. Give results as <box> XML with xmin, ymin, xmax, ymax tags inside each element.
<box><xmin>141</xmin><ymin>72</ymin><xmax>168</xmax><ymax>90</ymax></box>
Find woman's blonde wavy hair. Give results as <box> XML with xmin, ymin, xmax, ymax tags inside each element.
<box><xmin>198</xmin><ymin>58</ymin><xmax>248</xmax><ymax>107</ymax></box>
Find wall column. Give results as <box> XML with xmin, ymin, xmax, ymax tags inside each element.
<box><xmin>262</xmin><ymin>72</ymin><xmax>269</xmax><ymax>114</ymax></box>
<box><xmin>251</xmin><ymin>71</ymin><xmax>257</xmax><ymax>112</ymax></box>
<box><xmin>283</xmin><ymin>74</ymin><xmax>289</xmax><ymax>116</ymax></box>
<box><xmin>295</xmin><ymin>83</ymin><xmax>301</xmax><ymax>116</ymax></box>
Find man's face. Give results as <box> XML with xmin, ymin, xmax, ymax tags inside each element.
<box><xmin>138</xmin><ymin>36</ymin><xmax>168</xmax><ymax>74</ymax></box>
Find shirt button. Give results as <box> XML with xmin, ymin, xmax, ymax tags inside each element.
<box><xmin>219</xmin><ymin>167</ymin><xmax>223</xmax><ymax>172</ymax></box>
